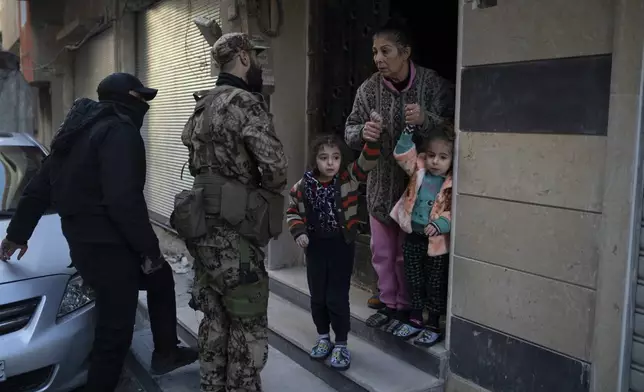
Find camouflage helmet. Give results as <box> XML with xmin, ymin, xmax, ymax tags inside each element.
<box><xmin>211</xmin><ymin>32</ymin><xmax>268</xmax><ymax>68</ymax></box>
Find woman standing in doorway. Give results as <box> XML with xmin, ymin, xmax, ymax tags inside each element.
<box><xmin>345</xmin><ymin>24</ymin><xmax>455</xmax><ymax>329</ymax></box>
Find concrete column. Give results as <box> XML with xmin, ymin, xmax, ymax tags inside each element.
<box><xmin>219</xmin><ymin>0</ymin><xmax>309</xmax><ymax>270</ymax></box>
<box><xmin>263</xmin><ymin>0</ymin><xmax>308</xmax><ymax>270</ymax></box>
<box><xmin>591</xmin><ymin>0</ymin><xmax>644</xmax><ymax>390</ymax></box>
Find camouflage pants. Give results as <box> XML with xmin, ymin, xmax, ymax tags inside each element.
<box><xmin>189</xmin><ymin>220</ymin><xmax>269</xmax><ymax>392</ymax></box>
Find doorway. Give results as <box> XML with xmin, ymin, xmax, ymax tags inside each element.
<box><xmin>389</xmin><ymin>0</ymin><xmax>458</xmax><ymax>83</ymax></box>
<box><xmin>307</xmin><ymin>0</ymin><xmax>459</xmax><ymax>138</ymax></box>
<box><xmin>306</xmin><ymin>0</ymin><xmax>459</xmax><ymax>289</ymax></box>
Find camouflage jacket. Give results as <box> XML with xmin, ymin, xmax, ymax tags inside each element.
<box><xmin>181</xmin><ymin>85</ymin><xmax>288</xmax><ymax>194</ymax></box>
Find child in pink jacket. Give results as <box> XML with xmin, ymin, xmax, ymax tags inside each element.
<box><xmin>389</xmin><ymin>122</ymin><xmax>453</xmax><ymax>347</ymax></box>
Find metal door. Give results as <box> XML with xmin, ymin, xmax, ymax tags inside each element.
<box><xmin>136</xmin><ymin>0</ymin><xmax>220</xmax><ymax>221</ymax></box>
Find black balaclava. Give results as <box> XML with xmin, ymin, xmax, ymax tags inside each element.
<box><xmin>98</xmin><ymin>92</ymin><xmax>150</xmax><ymax>130</ymax></box>
<box><xmin>246</xmin><ymin>60</ymin><xmax>264</xmax><ymax>94</ymax></box>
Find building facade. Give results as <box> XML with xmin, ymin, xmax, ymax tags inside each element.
<box><xmin>8</xmin><ymin>0</ymin><xmax>644</xmax><ymax>391</ymax></box>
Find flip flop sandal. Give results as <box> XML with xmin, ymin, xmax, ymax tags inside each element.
<box><xmin>413</xmin><ymin>329</ymin><xmax>444</xmax><ymax>347</ymax></box>
<box><xmin>366</xmin><ymin>308</ymin><xmax>394</xmax><ymax>328</ymax></box>
<box><xmin>392</xmin><ymin>323</ymin><xmax>423</xmax><ymax>339</ymax></box>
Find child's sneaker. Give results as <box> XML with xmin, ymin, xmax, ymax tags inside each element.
<box><xmin>330</xmin><ymin>345</ymin><xmax>351</xmax><ymax>371</ymax></box>
<box><xmin>310</xmin><ymin>338</ymin><xmax>333</xmax><ymax>360</ymax></box>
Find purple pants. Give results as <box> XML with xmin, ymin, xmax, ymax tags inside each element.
<box><xmin>369</xmin><ymin>216</ymin><xmax>409</xmax><ymax>310</ymax></box>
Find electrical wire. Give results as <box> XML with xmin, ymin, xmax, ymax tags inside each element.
<box><xmin>183</xmin><ymin>0</ymin><xmax>214</xmax><ymax>79</ymax></box>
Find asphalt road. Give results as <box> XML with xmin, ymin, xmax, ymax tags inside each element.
<box><xmin>114</xmin><ymin>368</ymin><xmax>146</xmax><ymax>392</ymax></box>
<box><xmin>71</xmin><ymin>366</ymin><xmax>146</xmax><ymax>392</ymax></box>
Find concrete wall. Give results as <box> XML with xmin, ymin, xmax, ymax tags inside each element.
<box><xmin>0</xmin><ymin>0</ymin><xmax>20</xmax><ymax>52</ymax></box>
<box><xmin>29</xmin><ymin>0</ymin><xmax>67</xmax><ymax>145</ymax></box>
<box><xmin>446</xmin><ymin>0</ymin><xmax>643</xmax><ymax>391</ymax></box>
<box><xmin>219</xmin><ymin>0</ymin><xmax>308</xmax><ymax>270</ymax></box>
<box><xmin>28</xmin><ymin>0</ymin><xmax>128</xmax><ymax>145</ymax></box>
<box><xmin>592</xmin><ymin>1</ymin><xmax>644</xmax><ymax>391</ymax></box>
<box><xmin>0</xmin><ymin>52</ymin><xmax>33</xmax><ymax>135</ymax></box>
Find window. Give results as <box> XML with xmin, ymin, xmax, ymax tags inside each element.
<box><xmin>0</xmin><ymin>145</ymin><xmax>49</xmax><ymax>217</ymax></box>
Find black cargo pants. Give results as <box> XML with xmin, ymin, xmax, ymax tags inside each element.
<box><xmin>69</xmin><ymin>242</ymin><xmax>179</xmax><ymax>392</ymax></box>
<box><xmin>306</xmin><ymin>235</ymin><xmax>355</xmax><ymax>343</ymax></box>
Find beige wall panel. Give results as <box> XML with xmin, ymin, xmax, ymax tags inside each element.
<box><xmin>461</xmin><ymin>0</ymin><xmax>613</xmax><ymax>66</ymax></box>
<box><xmin>451</xmin><ymin>256</ymin><xmax>596</xmax><ymax>361</ymax></box>
<box><xmin>457</xmin><ymin>132</ymin><xmax>606</xmax><ymax>213</ymax></box>
<box><xmin>454</xmin><ymin>194</ymin><xmax>600</xmax><ymax>288</ymax></box>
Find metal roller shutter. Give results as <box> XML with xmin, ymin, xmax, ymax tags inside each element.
<box><xmin>136</xmin><ymin>0</ymin><xmax>220</xmax><ymax>221</ymax></box>
<box><xmin>73</xmin><ymin>28</ymin><xmax>116</xmax><ymax>100</ymax></box>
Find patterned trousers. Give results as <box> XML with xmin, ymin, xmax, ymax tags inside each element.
<box><xmin>402</xmin><ymin>232</ymin><xmax>450</xmax><ymax>327</ymax></box>
<box><xmin>189</xmin><ymin>219</ymin><xmax>269</xmax><ymax>392</ymax></box>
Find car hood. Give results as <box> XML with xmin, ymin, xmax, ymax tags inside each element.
<box><xmin>0</xmin><ymin>214</ymin><xmax>74</xmax><ymax>284</ymax></box>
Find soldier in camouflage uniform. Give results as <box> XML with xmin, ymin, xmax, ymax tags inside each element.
<box><xmin>181</xmin><ymin>33</ymin><xmax>288</xmax><ymax>391</ymax></box>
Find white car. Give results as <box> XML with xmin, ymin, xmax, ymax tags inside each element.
<box><xmin>0</xmin><ymin>132</ymin><xmax>96</xmax><ymax>392</ymax></box>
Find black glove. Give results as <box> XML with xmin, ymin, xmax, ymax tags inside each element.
<box><xmin>141</xmin><ymin>254</ymin><xmax>166</xmax><ymax>275</ymax></box>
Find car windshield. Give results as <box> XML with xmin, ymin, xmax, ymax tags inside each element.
<box><xmin>0</xmin><ymin>146</ymin><xmax>49</xmax><ymax>218</ymax></box>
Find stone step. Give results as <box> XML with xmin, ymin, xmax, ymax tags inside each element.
<box><xmin>268</xmin><ymin>293</ymin><xmax>444</xmax><ymax>392</ymax></box>
<box><xmin>269</xmin><ymin>266</ymin><xmax>448</xmax><ymax>379</ymax></box>
<box><xmin>135</xmin><ymin>292</ymin><xmax>337</xmax><ymax>392</ymax></box>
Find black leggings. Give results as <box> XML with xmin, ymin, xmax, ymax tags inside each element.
<box><xmin>306</xmin><ymin>235</ymin><xmax>355</xmax><ymax>343</ymax></box>
<box><xmin>402</xmin><ymin>232</ymin><xmax>450</xmax><ymax>328</ymax></box>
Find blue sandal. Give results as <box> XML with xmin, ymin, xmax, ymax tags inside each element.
<box><xmin>413</xmin><ymin>329</ymin><xmax>443</xmax><ymax>347</ymax></box>
<box><xmin>310</xmin><ymin>338</ymin><xmax>333</xmax><ymax>360</ymax></box>
<box><xmin>393</xmin><ymin>323</ymin><xmax>423</xmax><ymax>339</ymax></box>
<box><xmin>330</xmin><ymin>346</ymin><xmax>351</xmax><ymax>371</ymax></box>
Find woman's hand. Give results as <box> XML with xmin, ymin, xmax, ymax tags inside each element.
<box><xmin>296</xmin><ymin>234</ymin><xmax>310</xmax><ymax>248</ymax></box>
<box><xmin>363</xmin><ymin>121</ymin><xmax>382</xmax><ymax>142</ymax></box>
<box><xmin>424</xmin><ymin>224</ymin><xmax>439</xmax><ymax>237</ymax></box>
<box><xmin>405</xmin><ymin>104</ymin><xmax>425</xmax><ymax>126</ymax></box>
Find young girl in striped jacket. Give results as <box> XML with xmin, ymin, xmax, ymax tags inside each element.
<box><xmin>286</xmin><ymin>132</ymin><xmax>381</xmax><ymax>371</ymax></box>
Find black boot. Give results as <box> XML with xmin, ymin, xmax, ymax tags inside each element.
<box><xmin>150</xmin><ymin>346</ymin><xmax>198</xmax><ymax>375</ymax></box>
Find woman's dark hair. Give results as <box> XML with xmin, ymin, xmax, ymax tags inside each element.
<box><xmin>308</xmin><ymin>133</ymin><xmax>349</xmax><ymax>171</ymax></box>
<box><xmin>414</xmin><ymin>120</ymin><xmax>456</xmax><ymax>153</ymax></box>
<box><xmin>373</xmin><ymin>21</ymin><xmax>413</xmax><ymax>52</ymax></box>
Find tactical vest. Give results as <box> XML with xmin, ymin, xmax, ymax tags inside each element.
<box><xmin>171</xmin><ymin>86</ymin><xmax>284</xmax><ymax>248</ymax></box>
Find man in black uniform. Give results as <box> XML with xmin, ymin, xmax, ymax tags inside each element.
<box><xmin>0</xmin><ymin>73</ymin><xmax>197</xmax><ymax>392</ymax></box>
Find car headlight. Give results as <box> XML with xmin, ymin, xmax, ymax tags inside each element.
<box><xmin>57</xmin><ymin>274</ymin><xmax>95</xmax><ymax>319</ymax></box>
